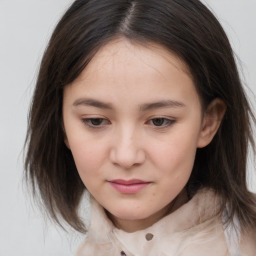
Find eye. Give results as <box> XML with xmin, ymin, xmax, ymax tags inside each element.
<box><xmin>82</xmin><ymin>118</ymin><xmax>110</xmax><ymax>128</ymax></box>
<box><xmin>148</xmin><ymin>118</ymin><xmax>175</xmax><ymax>127</ymax></box>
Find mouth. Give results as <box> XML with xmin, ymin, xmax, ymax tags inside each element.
<box><xmin>108</xmin><ymin>179</ymin><xmax>151</xmax><ymax>194</ymax></box>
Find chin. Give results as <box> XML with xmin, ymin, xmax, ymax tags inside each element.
<box><xmin>108</xmin><ymin>207</ymin><xmax>149</xmax><ymax>221</ymax></box>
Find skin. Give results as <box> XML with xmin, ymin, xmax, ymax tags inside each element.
<box><xmin>63</xmin><ymin>38</ymin><xmax>225</xmax><ymax>232</ymax></box>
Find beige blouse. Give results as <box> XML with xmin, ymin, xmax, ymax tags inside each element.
<box><xmin>75</xmin><ymin>189</ymin><xmax>256</xmax><ymax>256</ymax></box>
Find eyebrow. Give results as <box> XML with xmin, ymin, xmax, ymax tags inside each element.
<box><xmin>73</xmin><ymin>98</ymin><xmax>185</xmax><ymax>111</ymax></box>
<box><xmin>73</xmin><ymin>98</ymin><xmax>113</xmax><ymax>109</ymax></box>
<box><xmin>139</xmin><ymin>100</ymin><xmax>185</xmax><ymax>111</ymax></box>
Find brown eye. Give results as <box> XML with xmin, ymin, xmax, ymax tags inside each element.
<box><xmin>90</xmin><ymin>118</ymin><xmax>104</xmax><ymax>126</ymax></box>
<box><xmin>152</xmin><ymin>118</ymin><xmax>165</xmax><ymax>126</ymax></box>
<box><xmin>148</xmin><ymin>118</ymin><xmax>175</xmax><ymax>128</ymax></box>
<box><xmin>82</xmin><ymin>118</ymin><xmax>110</xmax><ymax>128</ymax></box>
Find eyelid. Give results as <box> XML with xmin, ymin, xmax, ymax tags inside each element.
<box><xmin>81</xmin><ymin>116</ymin><xmax>175</xmax><ymax>129</ymax></box>
<box><xmin>146</xmin><ymin>117</ymin><xmax>176</xmax><ymax>128</ymax></box>
<box><xmin>81</xmin><ymin>117</ymin><xmax>111</xmax><ymax>128</ymax></box>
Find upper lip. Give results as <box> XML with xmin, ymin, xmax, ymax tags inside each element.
<box><xmin>108</xmin><ymin>179</ymin><xmax>150</xmax><ymax>185</ymax></box>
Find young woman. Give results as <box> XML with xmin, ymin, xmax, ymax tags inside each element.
<box><xmin>25</xmin><ymin>0</ymin><xmax>256</xmax><ymax>255</ymax></box>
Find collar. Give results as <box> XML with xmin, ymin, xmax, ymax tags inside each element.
<box><xmin>86</xmin><ymin>189</ymin><xmax>220</xmax><ymax>255</ymax></box>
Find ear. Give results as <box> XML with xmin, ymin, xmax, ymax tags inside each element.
<box><xmin>64</xmin><ymin>136</ymin><xmax>70</xmax><ymax>149</ymax></box>
<box><xmin>197</xmin><ymin>98</ymin><xmax>226</xmax><ymax>148</ymax></box>
<box><xmin>62</xmin><ymin>121</ymin><xmax>70</xmax><ymax>149</ymax></box>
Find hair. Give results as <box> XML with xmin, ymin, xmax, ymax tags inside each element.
<box><xmin>25</xmin><ymin>0</ymin><xmax>256</xmax><ymax>233</ymax></box>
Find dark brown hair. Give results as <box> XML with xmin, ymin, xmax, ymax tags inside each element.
<box><xmin>25</xmin><ymin>0</ymin><xmax>256</xmax><ymax>233</ymax></box>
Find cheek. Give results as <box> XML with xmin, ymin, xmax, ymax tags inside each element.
<box><xmin>68</xmin><ymin>136</ymin><xmax>107</xmax><ymax>179</ymax></box>
<box><xmin>152</xmin><ymin>140</ymin><xmax>196</xmax><ymax>199</ymax></box>
<box><xmin>150</xmin><ymin>129</ymin><xmax>199</xmax><ymax>180</ymax></box>
<box><xmin>69</xmin><ymin>140</ymin><xmax>108</xmax><ymax>194</ymax></box>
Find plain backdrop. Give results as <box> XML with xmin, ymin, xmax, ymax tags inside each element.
<box><xmin>0</xmin><ymin>1</ymin><xmax>255</xmax><ymax>255</ymax></box>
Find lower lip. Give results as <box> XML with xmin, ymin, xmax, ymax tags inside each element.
<box><xmin>109</xmin><ymin>182</ymin><xmax>150</xmax><ymax>194</ymax></box>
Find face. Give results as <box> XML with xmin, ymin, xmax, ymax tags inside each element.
<box><xmin>63</xmin><ymin>39</ymin><xmax>208</xmax><ymax>232</ymax></box>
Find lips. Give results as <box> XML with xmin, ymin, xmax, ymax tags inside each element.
<box><xmin>108</xmin><ymin>179</ymin><xmax>151</xmax><ymax>194</ymax></box>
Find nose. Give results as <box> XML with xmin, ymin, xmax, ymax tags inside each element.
<box><xmin>109</xmin><ymin>127</ymin><xmax>146</xmax><ymax>169</ymax></box>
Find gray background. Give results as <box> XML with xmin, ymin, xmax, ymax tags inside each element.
<box><xmin>0</xmin><ymin>0</ymin><xmax>255</xmax><ymax>255</ymax></box>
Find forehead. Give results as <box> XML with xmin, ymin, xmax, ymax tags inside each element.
<box><xmin>75</xmin><ymin>38</ymin><xmax>191</xmax><ymax>83</ymax></box>
<box><xmin>64</xmin><ymin>38</ymin><xmax>200</xmax><ymax>109</ymax></box>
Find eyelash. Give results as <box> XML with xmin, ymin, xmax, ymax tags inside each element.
<box><xmin>82</xmin><ymin>118</ymin><xmax>110</xmax><ymax>128</ymax></box>
<box><xmin>81</xmin><ymin>117</ymin><xmax>175</xmax><ymax>129</ymax></box>
<box><xmin>146</xmin><ymin>118</ymin><xmax>175</xmax><ymax>128</ymax></box>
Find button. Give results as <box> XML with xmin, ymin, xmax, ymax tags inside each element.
<box><xmin>120</xmin><ymin>251</ymin><xmax>127</xmax><ymax>256</ymax></box>
<box><xmin>145</xmin><ymin>233</ymin><xmax>154</xmax><ymax>241</ymax></box>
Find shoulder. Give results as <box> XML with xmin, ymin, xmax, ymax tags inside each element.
<box><xmin>238</xmin><ymin>193</ymin><xmax>256</xmax><ymax>255</ymax></box>
<box><xmin>75</xmin><ymin>240</ymin><xmax>118</xmax><ymax>256</ymax></box>
<box><xmin>240</xmin><ymin>228</ymin><xmax>256</xmax><ymax>256</ymax></box>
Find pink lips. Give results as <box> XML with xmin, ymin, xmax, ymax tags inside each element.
<box><xmin>108</xmin><ymin>179</ymin><xmax>151</xmax><ymax>194</ymax></box>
